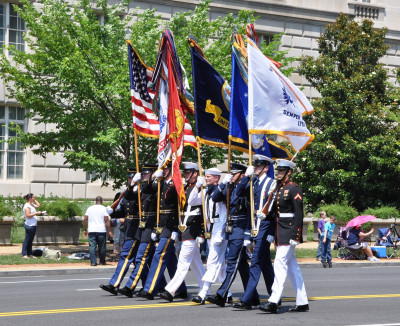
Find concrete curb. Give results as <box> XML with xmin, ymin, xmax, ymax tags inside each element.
<box><xmin>1</xmin><ymin>261</ymin><xmax>400</xmax><ymax>277</ymax></box>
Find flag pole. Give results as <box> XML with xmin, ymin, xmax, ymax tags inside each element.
<box><xmin>196</xmin><ymin>139</ymin><xmax>210</xmax><ymax>239</ymax></box>
<box><xmin>249</xmin><ymin>134</ymin><xmax>257</xmax><ymax>237</ymax></box>
<box><xmin>173</xmin><ymin>136</ymin><xmax>181</xmax><ymax>222</ymax></box>
<box><xmin>134</xmin><ymin>129</ymin><xmax>142</xmax><ymax>220</ymax></box>
<box><xmin>225</xmin><ymin>138</ymin><xmax>232</xmax><ymax>233</ymax></box>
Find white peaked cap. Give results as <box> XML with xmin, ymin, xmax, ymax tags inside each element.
<box><xmin>252</xmin><ymin>154</ymin><xmax>274</xmax><ymax>164</ymax></box>
<box><xmin>275</xmin><ymin>159</ymin><xmax>296</xmax><ymax>169</ymax></box>
<box><xmin>183</xmin><ymin>162</ymin><xmax>199</xmax><ymax>170</ymax></box>
<box><xmin>204</xmin><ymin>168</ymin><xmax>222</xmax><ymax>176</ymax></box>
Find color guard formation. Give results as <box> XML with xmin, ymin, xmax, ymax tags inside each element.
<box><xmin>99</xmin><ymin>156</ymin><xmax>308</xmax><ymax>314</ymax></box>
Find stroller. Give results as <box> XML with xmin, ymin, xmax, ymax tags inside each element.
<box><xmin>334</xmin><ymin>227</ymin><xmax>366</xmax><ymax>260</ymax></box>
<box><xmin>375</xmin><ymin>227</ymin><xmax>399</xmax><ymax>259</ymax></box>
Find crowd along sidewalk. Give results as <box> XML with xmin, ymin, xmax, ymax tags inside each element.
<box><xmin>0</xmin><ymin>242</ymin><xmax>399</xmax><ymax>277</ymax></box>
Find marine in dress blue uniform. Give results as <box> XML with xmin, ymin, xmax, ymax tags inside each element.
<box><xmin>208</xmin><ymin>162</ymin><xmax>258</xmax><ymax>307</ymax></box>
<box><xmin>137</xmin><ymin>163</ymin><xmax>187</xmax><ymax>300</ymax></box>
<box><xmin>100</xmin><ymin>168</ymin><xmax>141</xmax><ymax>295</ymax></box>
<box><xmin>233</xmin><ymin>155</ymin><xmax>276</xmax><ymax>310</ymax></box>
<box><xmin>259</xmin><ymin>159</ymin><xmax>309</xmax><ymax>314</ymax></box>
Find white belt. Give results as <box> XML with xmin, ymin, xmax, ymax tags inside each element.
<box><xmin>280</xmin><ymin>213</ymin><xmax>295</xmax><ymax>218</ymax></box>
<box><xmin>184</xmin><ymin>208</ymin><xmax>201</xmax><ymax>216</ymax></box>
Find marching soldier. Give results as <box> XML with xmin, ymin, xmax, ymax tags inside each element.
<box><xmin>259</xmin><ymin>159</ymin><xmax>309</xmax><ymax>314</ymax></box>
<box><xmin>137</xmin><ymin>162</ymin><xmax>187</xmax><ymax>300</ymax></box>
<box><xmin>207</xmin><ymin>162</ymin><xmax>257</xmax><ymax>307</ymax></box>
<box><xmin>188</xmin><ymin>168</ymin><xmax>228</xmax><ymax>304</ymax></box>
<box><xmin>118</xmin><ymin>164</ymin><xmax>158</xmax><ymax>297</ymax></box>
<box><xmin>232</xmin><ymin>155</ymin><xmax>275</xmax><ymax>310</ymax></box>
<box><xmin>159</xmin><ymin>162</ymin><xmax>205</xmax><ymax>302</ymax></box>
<box><xmin>100</xmin><ymin>167</ymin><xmax>142</xmax><ymax>295</ymax></box>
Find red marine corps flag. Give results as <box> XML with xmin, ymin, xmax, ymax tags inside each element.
<box><xmin>153</xmin><ymin>30</ymin><xmax>193</xmax><ymax>208</ymax></box>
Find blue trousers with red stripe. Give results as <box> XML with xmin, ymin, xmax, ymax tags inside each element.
<box><xmin>109</xmin><ymin>239</ymin><xmax>139</xmax><ymax>288</ymax></box>
<box><xmin>142</xmin><ymin>237</ymin><xmax>186</xmax><ymax>295</ymax></box>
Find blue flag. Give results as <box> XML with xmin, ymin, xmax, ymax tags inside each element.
<box><xmin>190</xmin><ymin>39</ymin><xmax>247</xmax><ymax>152</ymax></box>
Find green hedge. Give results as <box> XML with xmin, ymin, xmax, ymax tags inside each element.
<box><xmin>361</xmin><ymin>207</ymin><xmax>399</xmax><ymax>220</ymax></box>
<box><xmin>316</xmin><ymin>203</ymin><xmax>358</xmax><ymax>223</ymax></box>
<box><xmin>0</xmin><ymin>196</ymin><xmax>14</xmax><ymax>219</ymax></box>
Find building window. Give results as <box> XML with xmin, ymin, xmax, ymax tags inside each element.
<box><xmin>0</xmin><ymin>106</ymin><xmax>26</xmax><ymax>179</ymax></box>
<box><xmin>258</xmin><ymin>34</ymin><xmax>274</xmax><ymax>47</ymax></box>
<box><xmin>0</xmin><ymin>3</ymin><xmax>25</xmax><ymax>55</ymax></box>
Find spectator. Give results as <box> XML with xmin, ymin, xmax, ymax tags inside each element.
<box><xmin>347</xmin><ymin>225</ymin><xmax>379</xmax><ymax>261</ymax></box>
<box><xmin>22</xmin><ymin>193</ymin><xmax>42</xmax><ymax>259</ymax></box>
<box><xmin>316</xmin><ymin>211</ymin><xmax>326</xmax><ymax>261</ymax></box>
<box><xmin>83</xmin><ymin>196</ymin><xmax>113</xmax><ymax>266</ymax></box>
<box><xmin>321</xmin><ymin>215</ymin><xmax>336</xmax><ymax>268</ymax></box>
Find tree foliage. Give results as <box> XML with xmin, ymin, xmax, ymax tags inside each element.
<box><xmin>297</xmin><ymin>13</ymin><xmax>400</xmax><ymax>211</ymax></box>
<box><xmin>0</xmin><ymin>0</ymin><xmax>294</xmax><ymax>188</ymax></box>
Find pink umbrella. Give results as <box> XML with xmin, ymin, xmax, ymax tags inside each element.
<box><xmin>346</xmin><ymin>215</ymin><xmax>377</xmax><ymax>228</ymax></box>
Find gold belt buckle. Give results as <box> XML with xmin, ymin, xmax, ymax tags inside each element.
<box><xmin>155</xmin><ymin>226</ymin><xmax>163</xmax><ymax>234</ymax></box>
<box><xmin>139</xmin><ymin>220</ymin><xmax>146</xmax><ymax>228</ymax></box>
<box><xmin>204</xmin><ymin>232</ymin><xmax>211</xmax><ymax>239</ymax></box>
<box><xmin>178</xmin><ymin>225</ymin><xmax>187</xmax><ymax>232</ymax></box>
<box><xmin>225</xmin><ymin>224</ymin><xmax>233</xmax><ymax>234</ymax></box>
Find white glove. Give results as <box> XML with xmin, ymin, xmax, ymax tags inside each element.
<box><xmin>256</xmin><ymin>211</ymin><xmax>266</xmax><ymax>220</ymax></box>
<box><xmin>267</xmin><ymin>235</ymin><xmax>275</xmax><ymax>243</ymax></box>
<box><xmin>222</xmin><ymin>174</ymin><xmax>233</xmax><ymax>185</ymax></box>
<box><xmin>154</xmin><ymin>169</ymin><xmax>163</xmax><ymax>179</ymax></box>
<box><xmin>196</xmin><ymin>237</ymin><xmax>205</xmax><ymax>244</ymax></box>
<box><xmin>106</xmin><ymin>206</ymin><xmax>114</xmax><ymax>215</ymax></box>
<box><xmin>245</xmin><ymin>166</ymin><xmax>254</xmax><ymax>177</ymax></box>
<box><xmin>289</xmin><ymin>239</ymin><xmax>300</xmax><ymax>247</ymax></box>
<box><xmin>243</xmin><ymin>240</ymin><xmax>251</xmax><ymax>247</ymax></box>
<box><xmin>151</xmin><ymin>232</ymin><xmax>158</xmax><ymax>241</ymax></box>
<box><xmin>133</xmin><ymin>172</ymin><xmax>141</xmax><ymax>183</ymax></box>
<box><xmin>196</xmin><ymin>176</ymin><xmax>205</xmax><ymax>188</ymax></box>
<box><xmin>171</xmin><ymin>231</ymin><xmax>178</xmax><ymax>241</ymax></box>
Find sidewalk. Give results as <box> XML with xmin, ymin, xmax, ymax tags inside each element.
<box><xmin>0</xmin><ymin>241</ymin><xmax>399</xmax><ymax>277</ymax></box>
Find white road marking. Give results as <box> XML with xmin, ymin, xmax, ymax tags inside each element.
<box><xmin>0</xmin><ymin>277</ymin><xmax>109</xmax><ymax>285</ymax></box>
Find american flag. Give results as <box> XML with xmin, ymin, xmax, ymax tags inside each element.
<box><xmin>128</xmin><ymin>41</ymin><xmax>197</xmax><ymax>148</ymax></box>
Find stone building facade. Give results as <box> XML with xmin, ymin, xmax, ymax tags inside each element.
<box><xmin>0</xmin><ymin>0</ymin><xmax>399</xmax><ymax>199</ymax></box>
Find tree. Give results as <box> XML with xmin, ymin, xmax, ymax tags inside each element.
<box><xmin>0</xmin><ymin>0</ymin><xmax>294</xmax><ymax>188</ymax></box>
<box><xmin>297</xmin><ymin>13</ymin><xmax>400</xmax><ymax>211</ymax></box>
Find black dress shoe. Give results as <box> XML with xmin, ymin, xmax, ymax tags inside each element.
<box><xmin>99</xmin><ymin>262</ymin><xmax>106</xmax><ymax>265</ymax></box>
<box><xmin>259</xmin><ymin>302</ymin><xmax>278</xmax><ymax>314</ymax></box>
<box><xmin>192</xmin><ymin>295</ymin><xmax>205</xmax><ymax>305</ymax></box>
<box><xmin>232</xmin><ymin>300</ymin><xmax>252</xmax><ymax>310</ymax></box>
<box><xmin>99</xmin><ymin>284</ymin><xmax>118</xmax><ymax>295</ymax></box>
<box><xmin>226</xmin><ymin>296</ymin><xmax>233</xmax><ymax>306</ymax></box>
<box><xmin>133</xmin><ymin>288</ymin><xmax>143</xmax><ymax>296</ymax></box>
<box><xmin>174</xmin><ymin>291</ymin><xmax>188</xmax><ymax>299</ymax></box>
<box><xmin>288</xmin><ymin>304</ymin><xmax>309</xmax><ymax>312</ymax></box>
<box><xmin>210</xmin><ymin>294</ymin><xmax>225</xmax><ymax>307</ymax></box>
<box><xmin>328</xmin><ymin>261</ymin><xmax>332</xmax><ymax>268</ymax></box>
<box><xmin>322</xmin><ymin>261</ymin><xmax>327</xmax><ymax>268</ymax></box>
<box><xmin>91</xmin><ymin>264</ymin><xmax>97</xmax><ymax>266</ymax></box>
<box><xmin>118</xmin><ymin>286</ymin><xmax>133</xmax><ymax>298</ymax></box>
<box><xmin>159</xmin><ymin>290</ymin><xmax>174</xmax><ymax>302</ymax></box>
<box><xmin>206</xmin><ymin>295</ymin><xmax>216</xmax><ymax>304</ymax></box>
<box><xmin>251</xmin><ymin>298</ymin><xmax>260</xmax><ymax>307</ymax></box>
<box><xmin>136</xmin><ymin>289</ymin><xmax>154</xmax><ymax>300</ymax></box>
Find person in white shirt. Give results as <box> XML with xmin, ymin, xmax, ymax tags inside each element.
<box><xmin>84</xmin><ymin>196</ymin><xmax>113</xmax><ymax>266</ymax></box>
<box><xmin>188</xmin><ymin>168</ymin><xmax>228</xmax><ymax>304</ymax></box>
<box><xmin>22</xmin><ymin>193</ymin><xmax>42</xmax><ymax>259</ymax></box>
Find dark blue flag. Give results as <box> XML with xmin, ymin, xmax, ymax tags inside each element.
<box><xmin>190</xmin><ymin>39</ymin><xmax>247</xmax><ymax>152</ymax></box>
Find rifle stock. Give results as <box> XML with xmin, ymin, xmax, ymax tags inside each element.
<box><xmin>262</xmin><ymin>184</ymin><xmax>278</xmax><ymax>215</ymax></box>
<box><xmin>110</xmin><ymin>190</ymin><xmax>126</xmax><ymax>210</ymax></box>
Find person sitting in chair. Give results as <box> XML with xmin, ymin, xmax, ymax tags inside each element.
<box><xmin>347</xmin><ymin>225</ymin><xmax>379</xmax><ymax>261</ymax></box>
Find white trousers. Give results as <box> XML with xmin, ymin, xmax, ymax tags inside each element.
<box><xmin>165</xmin><ymin>240</ymin><xmax>205</xmax><ymax>296</ymax></box>
<box><xmin>202</xmin><ymin>239</ymin><xmax>228</xmax><ymax>283</ymax></box>
<box><xmin>269</xmin><ymin>245</ymin><xmax>308</xmax><ymax>305</ymax></box>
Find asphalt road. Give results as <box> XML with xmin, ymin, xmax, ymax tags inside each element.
<box><xmin>0</xmin><ymin>265</ymin><xmax>399</xmax><ymax>326</ymax></box>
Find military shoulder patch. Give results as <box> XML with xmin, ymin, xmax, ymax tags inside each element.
<box><xmin>294</xmin><ymin>193</ymin><xmax>302</xmax><ymax>201</ymax></box>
